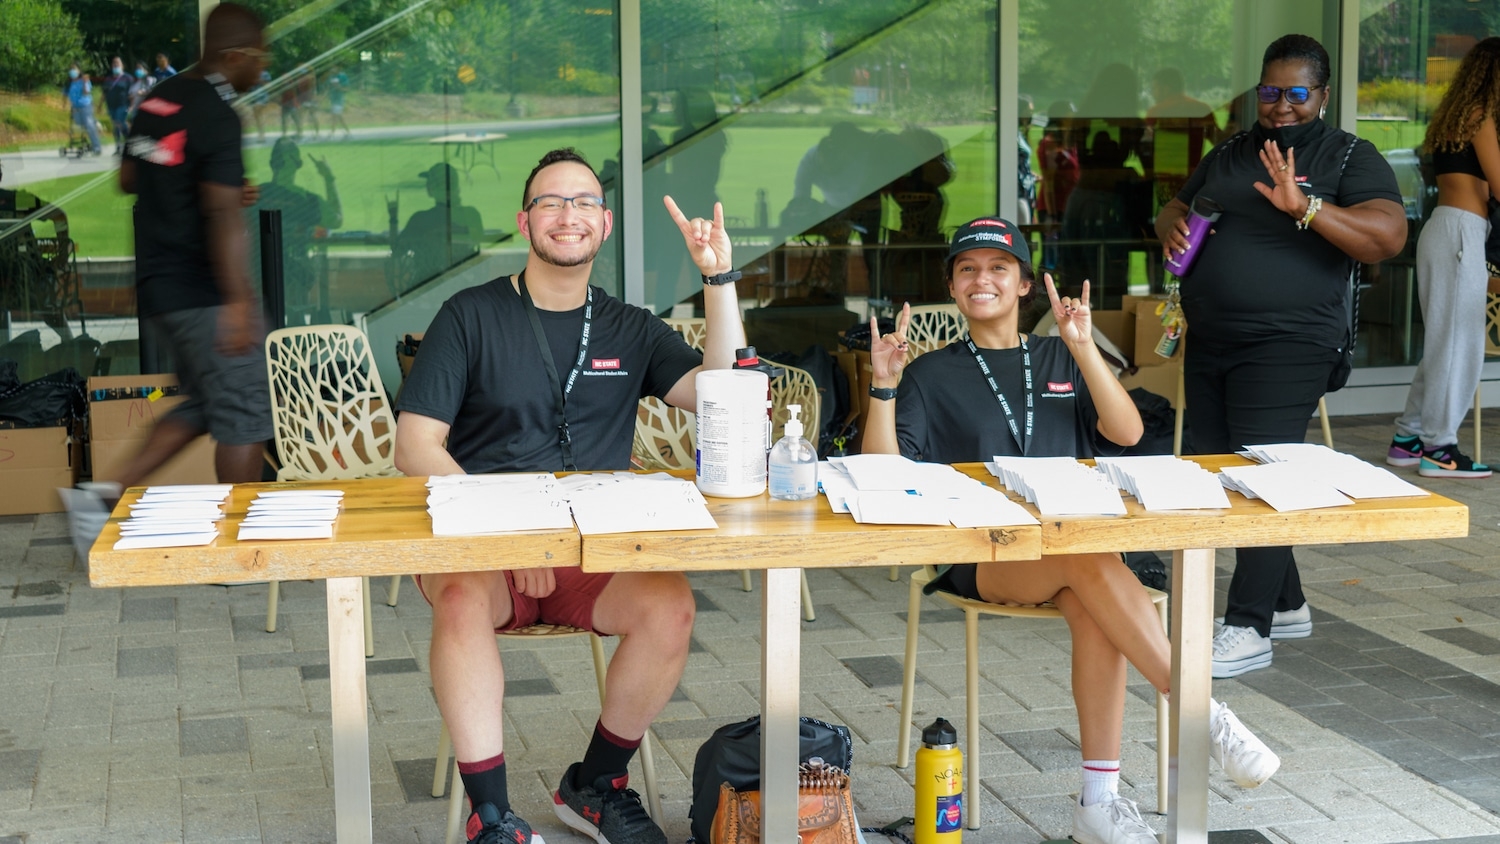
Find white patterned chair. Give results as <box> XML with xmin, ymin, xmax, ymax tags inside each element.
<box><xmin>264</xmin><ymin>325</ymin><xmax>404</xmax><ymax>653</ymax></box>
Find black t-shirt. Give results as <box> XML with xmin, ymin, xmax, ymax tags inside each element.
<box><xmin>1175</xmin><ymin>121</ymin><xmax>1402</xmax><ymax>348</ymax></box>
<box><xmin>895</xmin><ymin>335</ymin><xmax>1125</xmax><ymax>462</ymax></box>
<box><xmin>396</xmin><ymin>276</ymin><xmax>702</xmax><ymax>473</ymax></box>
<box><xmin>125</xmin><ymin>73</ymin><xmax>245</xmax><ymax>317</ymax></box>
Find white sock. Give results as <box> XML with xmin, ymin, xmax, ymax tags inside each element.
<box><xmin>1081</xmin><ymin>759</ymin><xmax>1120</xmax><ymax>806</ymax></box>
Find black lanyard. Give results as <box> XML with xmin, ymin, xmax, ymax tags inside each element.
<box><xmin>517</xmin><ymin>271</ymin><xmax>593</xmax><ymax>471</ymax></box>
<box><xmin>964</xmin><ymin>333</ymin><xmax>1033</xmax><ymax>456</ymax></box>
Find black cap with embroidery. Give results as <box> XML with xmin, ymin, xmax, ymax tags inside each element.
<box><xmin>946</xmin><ymin>216</ymin><xmax>1030</xmax><ymax>267</ymax></box>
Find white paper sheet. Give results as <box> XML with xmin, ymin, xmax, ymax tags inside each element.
<box><xmin>113</xmin><ymin>531</ymin><xmax>219</xmax><ymax>549</ymax></box>
<box><xmin>568</xmin><ymin>476</ymin><xmax>717</xmax><ymax>535</ymax></box>
<box><xmin>1219</xmin><ymin>463</ymin><xmax>1353</xmax><ymax>511</ymax></box>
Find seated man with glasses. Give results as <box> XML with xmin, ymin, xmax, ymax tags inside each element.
<box><xmin>394</xmin><ymin>148</ymin><xmax>748</xmax><ymax>844</ymax></box>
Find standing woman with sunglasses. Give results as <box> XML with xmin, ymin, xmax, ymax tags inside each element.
<box><xmin>1154</xmin><ymin>34</ymin><xmax>1406</xmax><ymax>679</ymax></box>
<box><xmin>1389</xmin><ymin>38</ymin><xmax>1500</xmax><ymax>480</ymax></box>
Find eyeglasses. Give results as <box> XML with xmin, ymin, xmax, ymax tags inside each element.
<box><xmin>528</xmin><ymin>194</ymin><xmax>605</xmax><ymax>214</ymax></box>
<box><xmin>1256</xmin><ymin>85</ymin><xmax>1323</xmax><ymax>105</ymax></box>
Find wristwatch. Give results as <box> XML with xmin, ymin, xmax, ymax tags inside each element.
<box><xmin>702</xmin><ymin>270</ymin><xmax>742</xmax><ymax>286</ymax></box>
<box><xmin>869</xmin><ymin>386</ymin><xmax>898</xmax><ymax>401</ymax></box>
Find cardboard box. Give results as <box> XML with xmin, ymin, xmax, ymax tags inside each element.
<box><xmin>88</xmin><ymin>375</ymin><xmax>218</xmax><ymax>486</ymax></box>
<box><xmin>1119</xmin><ymin>358</ymin><xmax>1183</xmax><ymax>408</ymax></box>
<box><xmin>1092</xmin><ymin>308</ymin><xmax>1135</xmax><ymax>363</ymax></box>
<box><xmin>0</xmin><ymin>426</ymin><xmax>81</xmax><ymax>515</ymax></box>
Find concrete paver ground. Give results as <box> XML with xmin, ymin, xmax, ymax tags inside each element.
<box><xmin>3</xmin><ymin>413</ymin><xmax>1500</xmax><ymax>843</ymax></box>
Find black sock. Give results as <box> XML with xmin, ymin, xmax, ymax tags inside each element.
<box><xmin>576</xmin><ymin>721</ymin><xmax>640</xmax><ymax>789</ymax></box>
<box><xmin>458</xmin><ymin>752</ymin><xmax>509</xmax><ymax>815</ymax></box>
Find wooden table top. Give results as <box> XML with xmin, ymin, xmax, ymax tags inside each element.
<box><xmin>88</xmin><ymin>456</ymin><xmax>1469</xmax><ymax>587</ymax></box>
<box><xmin>581</xmin><ymin>458</ymin><xmax>1469</xmax><ymax>572</ymax></box>
<box><xmin>88</xmin><ymin>476</ymin><xmax>579</xmax><ymax>588</ymax></box>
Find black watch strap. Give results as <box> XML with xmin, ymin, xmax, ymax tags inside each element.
<box><xmin>869</xmin><ymin>386</ymin><xmax>898</xmax><ymax>401</ymax></box>
<box><xmin>702</xmin><ymin>270</ymin><xmax>742</xmax><ymax>286</ymax></box>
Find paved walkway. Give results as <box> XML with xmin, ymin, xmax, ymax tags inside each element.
<box><xmin>3</xmin><ymin>414</ymin><xmax>1500</xmax><ymax>843</ymax></box>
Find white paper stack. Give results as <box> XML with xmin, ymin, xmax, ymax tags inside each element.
<box><xmin>820</xmin><ymin>455</ymin><xmax>1038</xmax><ymax>528</ymax></box>
<box><xmin>1094</xmin><ymin>455</ymin><xmax>1231</xmax><ymax>510</ymax></box>
<box><xmin>1238</xmin><ymin>443</ymin><xmax>1429</xmax><ymax>500</ymax></box>
<box><xmin>114</xmin><ymin>484</ymin><xmax>233</xmax><ymax>549</ymax></box>
<box><xmin>426</xmin><ymin>473</ymin><xmax>573</xmax><ymax>536</ymax></box>
<box><xmin>562</xmin><ymin>472</ymin><xmax>718</xmax><ymax>535</ymax></box>
<box><xmin>987</xmin><ymin>456</ymin><xmax>1127</xmax><ymax>516</ymax></box>
<box><xmin>237</xmin><ymin>489</ymin><xmax>345</xmax><ymax>540</ymax></box>
<box><xmin>1219</xmin><ymin>462</ymin><xmax>1352</xmax><ymax>511</ymax></box>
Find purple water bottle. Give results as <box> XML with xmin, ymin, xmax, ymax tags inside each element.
<box><xmin>1164</xmin><ymin>195</ymin><xmax>1223</xmax><ymax>277</ymax></box>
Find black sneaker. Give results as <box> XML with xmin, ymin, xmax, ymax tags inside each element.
<box><xmin>552</xmin><ymin>762</ymin><xmax>665</xmax><ymax>844</ymax></box>
<box><xmin>1419</xmin><ymin>444</ymin><xmax>1492</xmax><ymax>479</ymax></box>
<box><xmin>466</xmin><ymin>801</ymin><xmax>542</xmax><ymax>844</ymax></box>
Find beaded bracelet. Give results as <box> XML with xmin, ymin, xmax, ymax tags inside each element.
<box><xmin>1296</xmin><ymin>195</ymin><xmax>1323</xmax><ymax>231</ymax></box>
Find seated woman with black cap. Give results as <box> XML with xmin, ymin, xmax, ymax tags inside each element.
<box><xmin>863</xmin><ymin>216</ymin><xmax>1280</xmax><ymax>844</ymax></box>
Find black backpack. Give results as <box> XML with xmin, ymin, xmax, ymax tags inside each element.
<box><xmin>687</xmin><ymin>715</ymin><xmax>853</xmax><ymax>844</ymax></box>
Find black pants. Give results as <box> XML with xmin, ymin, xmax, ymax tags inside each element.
<box><xmin>1185</xmin><ymin>337</ymin><xmax>1341</xmax><ymax>638</ymax></box>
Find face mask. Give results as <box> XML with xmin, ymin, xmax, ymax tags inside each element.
<box><xmin>1258</xmin><ymin>116</ymin><xmax>1323</xmax><ymax>151</ymax></box>
<box><xmin>135</xmin><ymin>69</ymin><xmax>146</xmax><ymax>78</ymax></box>
<box><xmin>68</xmin><ymin>69</ymin><xmax>80</xmax><ymax>79</ymax></box>
<box><xmin>112</xmin><ymin>66</ymin><xmax>123</xmax><ymax>75</ymax></box>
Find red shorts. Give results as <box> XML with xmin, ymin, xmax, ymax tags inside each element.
<box><xmin>412</xmin><ymin>567</ymin><xmax>615</xmax><ymax>633</ymax></box>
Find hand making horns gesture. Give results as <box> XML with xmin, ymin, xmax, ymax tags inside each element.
<box><xmin>664</xmin><ymin>196</ymin><xmax>732</xmax><ymax>277</ymax></box>
<box><xmin>870</xmin><ymin>301</ymin><xmax>912</xmax><ymax>385</ymax></box>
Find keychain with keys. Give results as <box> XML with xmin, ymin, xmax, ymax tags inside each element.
<box><xmin>1154</xmin><ymin>284</ymin><xmax>1186</xmax><ymax>358</ymax></box>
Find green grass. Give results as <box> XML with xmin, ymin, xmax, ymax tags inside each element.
<box><xmin>33</xmin><ymin>121</ymin><xmax>1000</xmax><ymax>261</ymax></box>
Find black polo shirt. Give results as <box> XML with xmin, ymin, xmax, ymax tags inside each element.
<box><xmin>1174</xmin><ymin>121</ymin><xmax>1403</xmax><ymax>348</ymax></box>
<box><xmin>396</xmin><ymin>276</ymin><xmax>702</xmax><ymax>473</ymax></box>
<box><xmin>895</xmin><ymin>335</ymin><xmax>1127</xmax><ymax>462</ymax></box>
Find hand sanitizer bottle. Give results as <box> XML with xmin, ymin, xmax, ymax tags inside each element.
<box><xmin>768</xmin><ymin>403</ymin><xmax>818</xmax><ymax>501</ymax></box>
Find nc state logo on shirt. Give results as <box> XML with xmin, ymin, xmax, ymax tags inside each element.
<box><xmin>138</xmin><ymin>98</ymin><xmax>181</xmax><ymax>116</ymax></box>
<box><xmin>591</xmin><ymin>358</ymin><xmax>620</xmax><ymax>369</ymax></box>
<box><xmin>125</xmin><ymin>129</ymin><xmax>187</xmax><ymax>166</ymax></box>
<box><xmin>1042</xmin><ymin>380</ymin><xmax>1076</xmax><ymax>398</ymax></box>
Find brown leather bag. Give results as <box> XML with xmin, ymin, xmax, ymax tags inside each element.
<box><xmin>710</xmin><ymin>759</ymin><xmax>857</xmax><ymax>844</ymax></box>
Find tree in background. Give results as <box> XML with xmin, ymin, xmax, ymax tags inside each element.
<box><xmin>0</xmin><ymin>0</ymin><xmax>86</xmax><ymax>92</ymax></box>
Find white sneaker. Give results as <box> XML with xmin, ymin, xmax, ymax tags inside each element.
<box><xmin>1072</xmin><ymin>794</ymin><xmax>1157</xmax><ymax>844</ymax></box>
<box><xmin>1210</xmin><ymin>700</ymin><xmax>1280</xmax><ymax>788</ymax></box>
<box><xmin>1215</xmin><ymin>603</ymin><xmax>1312</xmax><ymax>639</ymax></box>
<box><xmin>1211</xmin><ymin>624</ymin><xmax>1272</xmax><ymax>678</ymax></box>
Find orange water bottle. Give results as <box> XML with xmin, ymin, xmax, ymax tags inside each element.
<box><xmin>914</xmin><ymin>718</ymin><xmax>963</xmax><ymax>842</ymax></box>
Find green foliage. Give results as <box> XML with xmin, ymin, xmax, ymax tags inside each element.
<box><xmin>0</xmin><ymin>0</ymin><xmax>87</xmax><ymax>92</ymax></box>
<box><xmin>1358</xmin><ymin>78</ymin><xmax>1445</xmax><ymax>120</ymax></box>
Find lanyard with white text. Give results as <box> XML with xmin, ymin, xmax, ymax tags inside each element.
<box><xmin>965</xmin><ymin>333</ymin><xmax>1033</xmax><ymax>456</ymax></box>
<box><xmin>518</xmin><ymin>271</ymin><xmax>593</xmax><ymax>471</ymax></box>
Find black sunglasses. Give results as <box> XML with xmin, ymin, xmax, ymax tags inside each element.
<box><xmin>1256</xmin><ymin>85</ymin><xmax>1323</xmax><ymax>105</ymax></box>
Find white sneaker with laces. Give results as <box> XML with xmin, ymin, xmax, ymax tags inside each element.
<box><xmin>1210</xmin><ymin>699</ymin><xmax>1280</xmax><ymax>788</ymax></box>
<box><xmin>1211</xmin><ymin>624</ymin><xmax>1272</xmax><ymax>678</ymax></box>
<box><xmin>1215</xmin><ymin>603</ymin><xmax>1312</xmax><ymax>639</ymax></box>
<box><xmin>1072</xmin><ymin>793</ymin><xmax>1157</xmax><ymax>844</ymax></box>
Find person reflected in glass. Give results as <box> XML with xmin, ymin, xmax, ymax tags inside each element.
<box><xmin>247</xmin><ymin>69</ymin><xmax>272</xmax><ymax>143</ymax></box>
<box><xmin>126</xmin><ymin>62</ymin><xmax>155</xmax><ymax>131</ymax></box>
<box><xmin>326</xmin><ymin>64</ymin><xmax>352</xmax><ymax>141</ymax></box>
<box><xmin>394</xmin><ymin>162</ymin><xmax>484</xmax><ymax>288</ymax></box>
<box><xmin>64</xmin><ymin>63</ymin><xmax>103</xmax><ymax>156</ymax></box>
<box><xmin>1154</xmin><ymin>34</ymin><xmax>1407</xmax><ymax>678</ymax></box>
<box><xmin>255</xmin><ymin>138</ymin><xmax>342</xmax><ymax>314</ymax></box>
<box><xmin>102</xmin><ymin>57</ymin><xmax>133</xmax><ymax>156</ymax></box>
<box><xmin>1388</xmin><ymin>37</ymin><xmax>1500</xmax><ymax>480</ymax></box>
<box><xmin>864</xmin><ymin>218</ymin><xmax>1280</xmax><ymax>844</ymax></box>
<box><xmin>1060</xmin><ymin>63</ymin><xmax>1148</xmax><ymax>300</ymax></box>
<box><xmin>295</xmin><ymin>66</ymin><xmax>320</xmax><ymax>140</ymax></box>
<box><xmin>153</xmin><ymin>53</ymin><xmax>177</xmax><ymax>80</ymax></box>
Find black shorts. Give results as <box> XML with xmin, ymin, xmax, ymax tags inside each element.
<box><xmin>152</xmin><ymin>306</ymin><xmax>273</xmax><ymax>446</ymax></box>
<box><xmin>930</xmin><ymin>563</ymin><xmax>982</xmax><ymax>600</ymax></box>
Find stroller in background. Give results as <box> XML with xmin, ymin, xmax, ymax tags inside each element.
<box><xmin>59</xmin><ymin>119</ymin><xmax>99</xmax><ymax>159</ymax></box>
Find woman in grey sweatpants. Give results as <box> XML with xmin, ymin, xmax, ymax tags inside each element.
<box><xmin>1391</xmin><ymin>37</ymin><xmax>1500</xmax><ymax>479</ymax></box>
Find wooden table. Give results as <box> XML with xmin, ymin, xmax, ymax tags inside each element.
<box><xmin>88</xmin><ymin>461</ymin><xmax>1468</xmax><ymax>844</ymax></box>
<box><xmin>89</xmin><ymin>477</ymin><xmax>577</xmax><ymax>844</ymax></box>
<box><xmin>581</xmin><ymin>458</ymin><xmax>1469</xmax><ymax>844</ymax></box>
